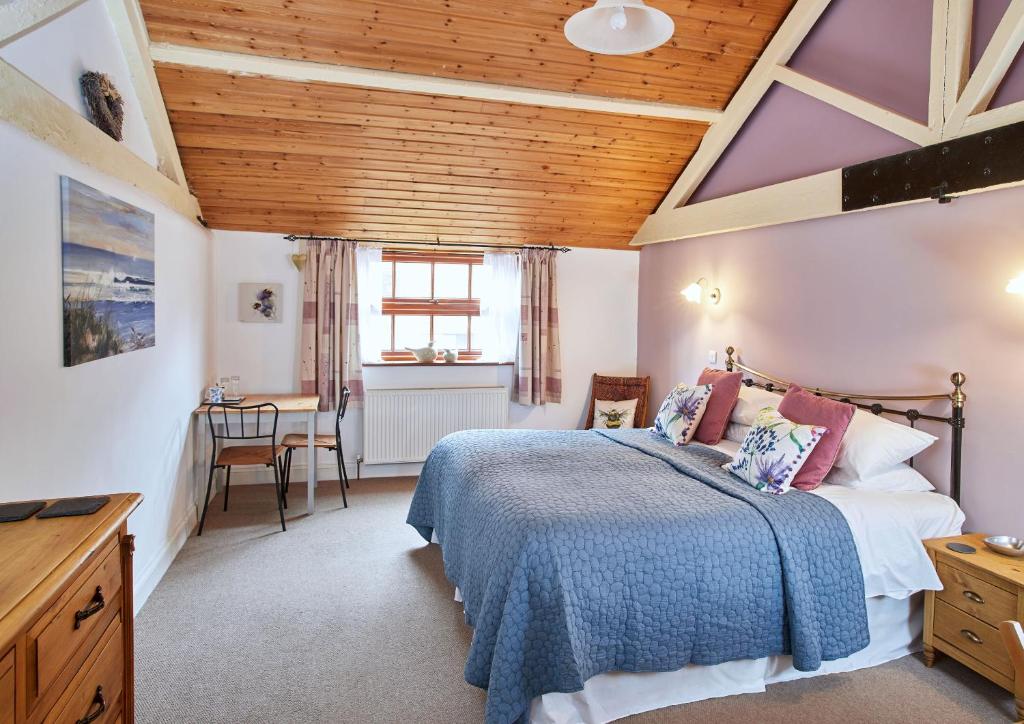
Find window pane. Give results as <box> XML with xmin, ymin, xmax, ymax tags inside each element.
<box><xmin>434</xmin><ymin>315</ymin><xmax>469</xmax><ymax>351</ymax></box>
<box><xmin>381</xmin><ymin>261</ymin><xmax>394</xmax><ymax>297</ymax></box>
<box><xmin>434</xmin><ymin>263</ymin><xmax>470</xmax><ymax>298</ymax></box>
<box><xmin>394</xmin><ymin>262</ymin><xmax>431</xmax><ymax>297</ymax></box>
<box><xmin>394</xmin><ymin>315</ymin><xmax>431</xmax><ymax>351</ymax></box>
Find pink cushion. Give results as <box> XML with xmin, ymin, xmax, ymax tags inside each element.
<box><xmin>694</xmin><ymin>368</ymin><xmax>742</xmax><ymax>444</ymax></box>
<box><xmin>777</xmin><ymin>384</ymin><xmax>855</xmax><ymax>491</ymax></box>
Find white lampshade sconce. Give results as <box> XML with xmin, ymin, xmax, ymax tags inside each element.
<box><xmin>681</xmin><ymin>278</ymin><xmax>721</xmax><ymax>305</ymax></box>
<box><xmin>564</xmin><ymin>0</ymin><xmax>675</xmax><ymax>55</ymax></box>
<box><xmin>1007</xmin><ymin>272</ymin><xmax>1024</xmax><ymax>295</ymax></box>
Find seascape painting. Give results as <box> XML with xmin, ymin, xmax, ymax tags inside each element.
<box><xmin>61</xmin><ymin>176</ymin><xmax>155</xmax><ymax>366</ymax></box>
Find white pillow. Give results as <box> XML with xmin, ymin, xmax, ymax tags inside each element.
<box><xmin>652</xmin><ymin>383</ymin><xmax>713</xmax><ymax>445</ymax></box>
<box><xmin>593</xmin><ymin>398</ymin><xmax>638</xmax><ymax>429</ymax></box>
<box><xmin>730</xmin><ymin>385</ymin><xmax>782</xmax><ymax>426</ymax></box>
<box><xmin>834</xmin><ymin>409</ymin><xmax>938</xmax><ymax>477</ymax></box>
<box><xmin>725</xmin><ymin>422</ymin><xmax>751</xmax><ymax>444</ymax></box>
<box><xmin>825</xmin><ymin>462</ymin><xmax>935</xmax><ymax>493</ymax></box>
<box><xmin>723</xmin><ymin>407</ymin><xmax>827</xmax><ymax>495</ymax></box>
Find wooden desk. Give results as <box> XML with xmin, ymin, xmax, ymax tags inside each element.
<box><xmin>0</xmin><ymin>493</ymin><xmax>141</xmax><ymax>724</ymax></box>
<box><xmin>193</xmin><ymin>394</ymin><xmax>320</xmax><ymax>516</ymax></box>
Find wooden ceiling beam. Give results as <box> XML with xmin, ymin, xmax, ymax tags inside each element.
<box><xmin>653</xmin><ymin>0</ymin><xmax>834</xmax><ymax>212</ymax></box>
<box><xmin>103</xmin><ymin>0</ymin><xmax>188</xmax><ymax>186</ymax></box>
<box><xmin>149</xmin><ymin>43</ymin><xmax>724</xmax><ymax>123</ymax></box>
<box><xmin>773</xmin><ymin>66</ymin><xmax>937</xmax><ymax>146</ymax></box>
<box><xmin>929</xmin><ymin>0</ymin><xmax>973</xmax><ymax>130</ymax></box>
<box><xmin>945</xmin><ymin>0</ymin><xmax>1024</xmax><ymax>134</ymax></box>
<box><xmin>0</xmin><ymin>59</ymin><xmax>201</xmax><ymax>221</ymax></box>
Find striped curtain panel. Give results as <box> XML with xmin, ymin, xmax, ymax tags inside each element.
<box><xmin>300</xmin><ymin>239</ymin><xmax>364</xmax><ymax>411</ymax></box>
<box><xmin>514</xmin><ymin>249</ymin><xmax>562</xmax><ymax>405</ymax></box>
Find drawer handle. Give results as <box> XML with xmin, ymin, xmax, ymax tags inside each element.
<box><xmin>76</xmin><ymin>685</ymin><xmax>106</xmax><ymax>724</ymax></box>
<box><xmin>74</xmin><ymin>586</ymin><xmax>105</xmax><ymax>629</ymax></box>
<box><xmin>960</xmin><ymin>629</ymin><xmax>983</xmax><ymax>645</ymax></box>
<box><xmin>962</xmin><ymin>590</ymin><xmax>985</xmax><ymax>605</ymax></box>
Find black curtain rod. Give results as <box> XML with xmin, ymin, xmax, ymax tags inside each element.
<box><xmin>283</xmin><ymin>234</ymin><xmax>571</xmax><ymax>253</ymax></box>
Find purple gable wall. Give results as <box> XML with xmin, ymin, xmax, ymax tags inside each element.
<box><xmin>689</xmin><ymin>85</ymin><xmax>915</xmax><ymax>203</ymax></box>
<box><xmin>688</xmin><ymin>0</ymin><xmax>1024</xmax><ymax>205</ymax></box>
<box><xmin>788</xmin><ymin>0</ymin><xmax>933</xmax><ymax>121</ymax></box>
<box><xmin>973</xmin><ymin>0</ymin><xmax>1024</xmax><ymax>107</ymax></box>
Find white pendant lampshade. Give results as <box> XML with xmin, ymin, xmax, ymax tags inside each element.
<box><xmin>564</xmin><ymin>0</ymin><xmax>675</xmax><ymax>55</ymax></box>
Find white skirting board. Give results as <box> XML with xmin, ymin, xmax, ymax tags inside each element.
<box><xmin>133</xmin><ymin>505</ymin><xmax>196</xmax><ymax>614</ymax></box>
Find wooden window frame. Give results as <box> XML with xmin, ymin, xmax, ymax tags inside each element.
<box><xmin>381</xmin><ymin>251</ymin><xmax>483</xmax><ymax>361</ymax></box>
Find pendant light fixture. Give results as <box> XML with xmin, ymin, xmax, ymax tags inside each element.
<box><xmin>564</xmin><ymin>0</ymin><xmax>675</xmax><ymax>55</ymax></box>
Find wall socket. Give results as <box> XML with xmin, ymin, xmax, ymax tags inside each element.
<box><xmin>708</xmin><ymin>350</ymin><xmax>717</xmax><ymax>364</ymax></box>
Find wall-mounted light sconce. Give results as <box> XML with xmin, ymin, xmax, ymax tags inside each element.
<box><xmin>681</xmin><ymin>277</ymin><xmax>721</xmax><ymax>305</ymax></box>
<box><xmin>1007</xmin><ymin>272</ymin><xmax>1024</xmax><ymax>295</ymax></box>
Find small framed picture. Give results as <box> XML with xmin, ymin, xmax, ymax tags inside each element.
<box><xmin>238</xmin><ymin>283</ymin><xmax>282</xmax><ymax>323</ymax></box>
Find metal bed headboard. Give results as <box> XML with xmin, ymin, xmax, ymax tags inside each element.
<box><xmin>724</xmin><ymin>346</ymin><xmax>966</xmax><ymax>504</ymax></box>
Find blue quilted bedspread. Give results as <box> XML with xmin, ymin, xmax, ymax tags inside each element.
<box><xmin>406</xmin><ymin>429</ymin><xmax>869</xmax><ymax>724</ymax></box>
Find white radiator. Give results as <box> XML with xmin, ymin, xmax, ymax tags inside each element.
<box><xmin>363</xmin><ymin>386</ymin><xmax>509</xmax><ymax>464</ymax></box>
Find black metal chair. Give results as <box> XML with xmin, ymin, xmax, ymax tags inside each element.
<box><xmin>281</xmin><ymin>386</ymin><xmax>350</xmax><ymax>508</ymax></box>
<box><xmin>198</xmin><ymin>402</ymin><xmax>287</xmax><ymax>535</ymax></box>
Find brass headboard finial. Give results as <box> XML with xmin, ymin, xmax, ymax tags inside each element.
<box><xmin>950</xmin><ymin>372</ymin><xmax>967</xmax><ymax>408</ymax></box>
<box><xmin>725</xmin><ymin>346</ymin><xmax>736</xmax><ymax>371</ymax></box>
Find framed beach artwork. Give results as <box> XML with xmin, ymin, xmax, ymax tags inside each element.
<box><xmin>61</xmin><ymin>176</ymin><xmax>155</xmax><ymax>367</ymax></box>
<box><xmin>238</xmin><ymin>283</ymin><xmax>282</xmax><ymax>323</ymax></box>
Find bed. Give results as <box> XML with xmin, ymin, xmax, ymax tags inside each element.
<box><xmin>406</xmin><ymin>350</ymin><xmax>967</xmax><ymax>724</ymax></box>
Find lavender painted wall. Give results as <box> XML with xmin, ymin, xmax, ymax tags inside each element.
<box><xmin>636</xmin><ymin>185</ymin><xmax>1024</xmax><ymax>533</ymax></box>
<box><xmin>690</xmin><ymin>85</ymin><xmax>914</xmax><ymax>203</ymax></box>
<box><xmin>788</xmin><ymin>0</ymin><xmax>933</xmax><ymax>121</ymax></box>
<box><xmin>973</xmin><ymin>0</ymin><xmax>1024</xmax><ymax>107</ymax></box>
<box><xmin>689</xmin><ymin>0</ymin><xmax>1024</xmax><ymax>204</ymax></box>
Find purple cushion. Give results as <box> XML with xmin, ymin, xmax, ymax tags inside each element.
<box><xmin>777</xmin><ymin>384</ymin><xmax>855</xmax><ymax>491</ymax></box>
<box><xmin>694</xmin><ymin>368</ymin><xmax>742</xmax><ymax>445</ymax></box>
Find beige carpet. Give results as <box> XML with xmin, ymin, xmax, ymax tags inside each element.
<box><xmin>137</xmin><ymin>477</ymin><xmax>1014</xmax><ymax>723</ymax></box>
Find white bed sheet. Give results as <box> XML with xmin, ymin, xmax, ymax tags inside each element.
<box><xmin>707</xmin><ymin>438</ymin><xmax>964</xmax><ymax>598</ymax></box>
<box><xmin>531</xmin><ymin>594</ymin><xmax>923</xmax><ymax>724</ymax></box>
<box><xmin>434</xmin><ymin>437</ymin><xmax>965</xmax><ymax>723</ymax></box>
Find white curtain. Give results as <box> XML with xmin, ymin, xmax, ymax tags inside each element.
<box><xmin>478</xmin><ymin>251</ymin><xmax>521</xmax><ymax>362</ymax></box>
<box><xmin>355</xmin><ymin>245</ymin><xmax>387</xmax><ymax>363</ymax></box>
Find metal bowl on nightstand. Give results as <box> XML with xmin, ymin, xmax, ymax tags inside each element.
<box><xmin>983</xmin><ymin>535</ymin><xmax>1024</xmax><ymax>557</ymax></box>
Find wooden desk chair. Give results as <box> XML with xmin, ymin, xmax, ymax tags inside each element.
<box><xmin>281</xmin><ymin>386</ymin><xmax>351</xmax><ymax>509</ymax></box>
<box><xmin>585</xmin><ymin>374</ymin><xmax>651</xmax><ymax>429</ymax></box>
<box><xmin>199</xmin><ymin>402</ymin><xmax>287</xmax><ymax>535</ymax></box>
<box><xmin>1000</xmin><ymin>620</ymin><xmax>1024</xmax><ymax>723</ymax></box>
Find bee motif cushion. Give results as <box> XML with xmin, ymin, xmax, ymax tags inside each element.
<box><xmin>723</xmin><ymin>407</ymin><xmax>828</xmax><ymax>494</ymax></box>
<box><xmin>652</xmin><ymin>383</ymin><xmax>714</xmax><ymax>445</ymax></box>
<box><xmin>593</xmin><ymin>398</ymin><xmax>638</xmax><ymax>429</ymax></box>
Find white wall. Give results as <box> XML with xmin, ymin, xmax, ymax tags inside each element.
<box><xmin>0</xmin><ymin>4</ymin><xmax>212</xmax><ymax>610</ymax></box>
<box><xmin>211</xmin><ymin>230</ymin><xmax>639</xmax><ymax>478</ymax></box>
<box><xmin>1</xmin><ymin>0</ymin><xmax>158</xmax><ymax>167</ymax></box>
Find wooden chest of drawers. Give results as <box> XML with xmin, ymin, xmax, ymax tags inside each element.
<box><xmin>924</xmin><ymin>533</ymin><xmax>1024</xmax><ymax>721</ymax></box>
<box><xmin>0</xmin><ymin>494</ymin><xmax>141</xmax><ymax>724</ymax></box>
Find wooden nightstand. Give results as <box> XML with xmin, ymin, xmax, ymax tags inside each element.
<box><xmin>924</xmin><ymin>533</ymin><xmax>1024</xmax><ymax>720</ymax></box>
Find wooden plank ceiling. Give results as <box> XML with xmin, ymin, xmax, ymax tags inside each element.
<box><xmin>142</xmin><ymin>0</ymin><xmax>795</xmax><ymax>249</ymax></box>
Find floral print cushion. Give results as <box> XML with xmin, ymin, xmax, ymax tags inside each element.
<box><xmin>723</xmin><ymin>407</ymin><xmax>828</xmax><ymax>494</ymax></box>
<box><xmin>652</xmin><ymin>383</ymin><xmax>714</xmax><ymax>445</ymax></box>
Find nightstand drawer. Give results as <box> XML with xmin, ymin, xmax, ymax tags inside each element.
<box><xmin>936</xmin><ymin>561</ymin><xmax>1017</xmax><ymax>628</ymax></box>
<box><xmin>933</xmin><ymin>599</ymin><xmax>1012</xmax><ymax>678</ymax></box>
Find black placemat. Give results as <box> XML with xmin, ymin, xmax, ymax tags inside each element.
<box><xmin>0</xmin><ymin>500</ymin><xmax>46</xmax><ymax>523</ymax></box>
<box><xmin>36</xmin><ymin>496</ymin><xmax>110</xmax><ymax>519</ymax></box>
